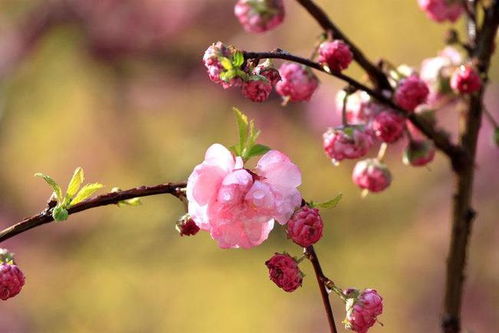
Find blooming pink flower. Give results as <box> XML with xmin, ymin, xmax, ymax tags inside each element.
<box><xmin>370</xmin><ymin>110</ymin><xmax>406</xmax><ymax>143</ymax></box>
<box><xmin>450</xmin><ymin>65</ymin><xmax>482</xmax><ymax>94</ymax></box>
<box><xmin>344</xmin><ymin>288</ymin><xmax>383</xmax><ymax>333</ymax></box>
<box><xmin>417</xmin><ymin>0</ymin><xmax>464</xmax><ymax>23</ymax></box>
<box><xmin>234</xmin><ymin>0</ymin><xmax>285</xmax><ymax>33</ymax></box>
<box><xmin>254</xmin><ymin>61</ymin><xmax>281</xmax><ymax>86</ymax></box>
<box><xmin>395</xmin><ymin>75</ymin><xmax>430</xmax><ymax>111</ymax></box>
<box><xmin>0</xmin><ymin>249</ymin><xmax>25</xmax><ymax>301</ymax></box>
<box><xmin>323</xmin><ymin>127</ymin><xmax>374</xmax><ymax>164</ymax></box>
<box><xmin>242</xmin><ymin>77</ymin><xmax>273</xmax><ymax>102</ymax></box>
<box><xmin>318</xmin><ymin>40</ymin><xmax>353</xmax><ymax>72</ymax></box>
<box><xmin>265</xmin><ymin>253</ymin><xmax>303</xmax><ymax>292</ymax></box>
<box><xmin>187</xmin><ymin>144</ymin><xmax>302</xmax><ymax>249</ymax></box>
<box><xmin>286</xmin><ymin>206</ymin><xmax>323</xmax><ymax>247</ymax></box>
<box><xmin>403</xmin><ymin>140</ymin><xmax>436</xmax><ymax>166</ymax></box>
<box><xmin>352</xmin><ymin>159</ymin><xmax>391</xmax><ymax>193</ymax></box>
<box><xmin>276</xmin><ymin>63</ymin><xmax>319</xmax><ymax>102</ymax></box>
<box><xmin>203</xmin><ymin>42</ymin><xmax>241</xmax><ymax>89</ymax></box>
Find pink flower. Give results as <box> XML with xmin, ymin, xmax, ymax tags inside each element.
<box><xmin>450</xmin><ymin>65</ymin><xmax>482</xmax><ymax>94</ymax></box>
<box><xmin>254</xmin><ymin>61</ymin><xmax>281</xmax><ymax>86</ymax></box>
<box><xmin>265</xmin><ymin>253</ymin><xmax>303</xmax><ymax>292</ymax></box>
<box><xmin>203</xmin><ymin>42</ymin><xmax>242</xmax><ymax>89</ymax></box>
<box><xmin>276</xmin><ymin>63</ymin><xmax>319</xmax><ymax>102</ymax></box>
<box><xmin>418</xmin><ymin>0</ymin><xmax>464</xmax><ymax>23</ymax></box>
<box><xmin>187</xmin><ymin>144</ymin><xmax>302</xmax><ymax>249</ymax></box>
<box><xmin>234</xmin><ymin>0</ymin><xmax>285</xmax><ymax>33</ymax></box>
<box><xmin>369</xmin><ymin>110</ymin><xmax>406</xmax><ymax>143</ymax></box>
<box><xmin>395</xmin><ymin>74</ymin><xmax>429</xmax><ymax>111</ymax></box>
<box><xmin>286</xmin><ymin>206</ymin><xmax>323</xmax><ymax>247</ymax></box>
<box><xmin>403</xmin><ymin>140</ymin><xmax>436</xmax><ymax>166</ymax></box>
<box><xmin>335</xmin><ymin>90</ymin><xmax>373</xmax><ymax>125</ymax></box>
<box><xmin>242</xmin><ymin>77</ymin><xmax>273</xmax><ymax>102</ymax></box>
<box><xmin>352</xmin><ymin>159</ymin><xmax>391</xmax><ymax>193</ymax></box>
<box><xmin>318</xmin><ymin>40</ymin><xmax>353</xmax><ymax>72</ymax></box>
<box><xmin>323</xmin><ymin>127</ymin><xmax>374</xmax><ymax>164</ymax></box>
<box><xmin>0</xmin><ymin>249</ymin><xmax>25</xmax><ymax>301</ymax></box>
<box><xmin>344</xmin><ymin>288</ymin><xmax>383</xmax><ymax>333</ymax></box>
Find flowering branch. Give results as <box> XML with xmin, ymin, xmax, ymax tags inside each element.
<box><xmin>243</xmin><ymin>50</ymin><xmax>464</xmax><ymax>165</ymax></box>
<box><xmin>0</xmin><ymin>182</ymin><xmax>186</xmax><ymax>243</ymax></box>
<box><xmin>294</xmin><ymin>0</ymin><xmax>391</xmax><ymax>90</ymax></box>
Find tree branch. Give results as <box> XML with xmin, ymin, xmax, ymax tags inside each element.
<box><xmin>0</xmin><ymin>182</ymin><xmax>187</xmax><ymax>243</ymax></box>
<box><xmin>293</xmin><ymin>0</ymin><xmax>391</xmax><ymax>90</ymax></box>
<box><xmin>244</xmin><ymin>50</ymin><xmax>465</xmax><ymax>165</ymax></box>
<box><xmin>305</xmin><ymin>245</ymin><xmax>338</xmax><ymax>333</ymax></box>
<box><xmin>442</xmin><ymin>2</ymin><xmax>499</xmax><ymax>333</ymax></box>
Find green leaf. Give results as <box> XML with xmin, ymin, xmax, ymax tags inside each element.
<box><xmin>220</xmin><ymin>57</ymin><xmax>233</xmax><ymax>70</ymax></box>
<box><xmin>71</xmin><ymin>183</ymin><xmax>104</xmax><ymax>205</ymax></box>
<box><xmin>35</xmin><ymin>173</ymin><xmax>63</xmax><ymax>202</ymax></box>
<box><xmin>233</xmin><ymin>107</ymin><xmax>249</xmax><ymax>150</ymax></box>
<box><xmin>246</xmin><ymin>144</ymin><xmax>271</xmax><ymax>159</ymax></box>
<box><xmin>66</xmin><ymin>167</ymin><xmax>85</xmax><ymax>199</ymax></box>
<box><xmin>313</xmin><ymin>193</ymin><xmax>343</xmax><ymax>209</ymax></box>
<box><xmin>229</xmin><ymin>144</ymin><xmax>242</xmax><ymax>156</ymax></box>
<box><xmin>232</xmin><ymin>51</ymin><xmax>244</xmax><ymax>67</ymax></box>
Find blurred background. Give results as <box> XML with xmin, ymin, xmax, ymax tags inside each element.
<box><xmin>0</xmin><ymin>0</ymin><xmax>497</xmax><ymax>332</ymax></box>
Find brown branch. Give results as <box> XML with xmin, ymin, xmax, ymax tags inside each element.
<box><xmin>294</xmin><ymin>0</ymin><xmax>391</xmax><ymax>90</ymax></box>
<box><xmin>304</xmin><ymin>245</ymin><xmax>338</xmax><ymax>333</ymax></box>
<box><xmin>0</xmin><ymin>182</ymin><xmax>187</xmax><ymax>243</ymax></box>
<box><xmin>442</xmin><ymin>2</ymin><xmax>499</xmax><ymax>333</ymax></box>
<box><xmin>244</xmin><ymin>50</ymin><xmax>465</xmax><ymax>165</ymax></box>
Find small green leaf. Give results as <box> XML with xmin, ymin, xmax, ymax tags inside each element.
<box><xmin>71</xmin><ymin>183</ymin><xmax>104</xmax><ymax>205</ymax></box>
<box><xmin>313</xmin><ymin>193</ymin><xmax>343</xmax><ymax>209</ymax></box>
<box><xmin>233</xmin><ymin>107</ymin><xmax>249</xmax><ymax>149</ymax></box>
<box><xmin>35</xmin><ymin>173</ymin><xmax>63</xmax><ymax>202</ymax></box>
<box><xmin>232</xmin><ymin>51</ymin><xmax>244</xmax><ymax>67</ymax></box>
<box><xmin>220</xmin><ymin>57</ymin><xmax>233</xmax><ymax>70</ymax></box>
<box><xmin>66</xmin><ymin>167</ymin><xmax>85</xmax><ymax>199</ymax></box>
<box><xmin>229</xmin><ymin>144</ymin><xmax>242</xmax><ymax>156</ymax></box>
<box><xmin>494</xmin><ymin>127</ymin><xmax>499</xmax><ymax>147</ymax></box>
<box><xmin>52</xmin><ymin>206</ymin><xmax>69</xmax><ymax>221</ymax></box>
<box><xmin>246</xmin><ymin>144</ymin><xmax>271</xmax><ymax>159</ymax></box>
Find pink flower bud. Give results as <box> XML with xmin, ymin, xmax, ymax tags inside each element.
<box><xmin>344</xmin><ymin>288</ymin><xmax>383</xmax><ymax>333</ymax></box>
<box><xmin>352</xmin><ymin>159</ymin><xmax>391</xmax><ymax>193</ymax></box>
<box><xmin>395</xmin><ymin>75</ymin><xmax>429</xmax><ymax>111</ymax></box>
<box><xmin>254</xmin><ymin>61</ymin><xmax>281</xmax><ymax>86</ymax></box>
<box><xmin>203</xmin><ymin>42</ymin><xmax>242</xmax><ymax>89</ymax></box>
<box><xmin>177</xmin><ymin>218</ymin><xmax>200</xmax><ymax>237</ymax></box>
<box><xmin>335</xmin><ymin>90</ymin><xmax>373</xmax><ymax>125</ymax></box>
<box><xmin>0</xmin><ymin>249</ymin><xmax>25</xmax><ymax>301</ymax></box>
<box><xmin>370</xmin><ymin>110</ymin><xmax>406</xmax><ymax>143</ymax></box>
<box><xmin>418</xmin><ymin>0</ymin><xmax>464</xmax><ymax>23</ymax></box>
<box><xmin>286</xmin><ymin>206</ymin><xmax>323</xmax><ymax>247</ymax></box>
<box><xmin>323</xmin><ymin>127</ymin><xmax>374</xmax><ymax>164</ymax></box>
<box><xmin>234</xmin><ymin>0</ymin><xmax>285</xmax><ymax>33</ymax></box>
<box><xmin>318</xmin><ymin>40</ymin><xmax>353</xmax><ymax>72</ymax></box>
<box><xmin>242</xmin><ymin>77</ymin><xmax>273</xmax><ymax>102</ymax></box>
<box><xmin>450</xmin><ymin>65</ymin><xmax>482</xmax><ymax>94</ymax></box>
<box><xmin>403</xmin><ymin>140</ymin><xmax>436</xmax><ymax>166</ymax></box>
<box><xmin>265</xmin><ymin>253</ymin><xmax>303</xmax><ymax>292</ymax></box>
<box><xmin>276</xmin><ymin>63</ymin><xmax>319</xmax><ymax>102</ymax></box>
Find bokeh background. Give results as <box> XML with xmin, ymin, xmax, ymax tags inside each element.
<box><xmin>0</xmin><ymin>1</ymin><xmax>498</xmax><ymax>332</ymax></box>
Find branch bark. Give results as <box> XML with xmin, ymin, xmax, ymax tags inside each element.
<box><xmin>0</xmin><ymin>182</ymin><xmax>186</xmax><ymax>243</ymax></box>
<box><xmin>442</xmin><ymin>2</ymin><xmax>499</xmax><ymax>333</ymax></box>
<box><xmin>305</xmin><ymin>245</ymin><xmax>338</xmax><ymax>333</ymax></box>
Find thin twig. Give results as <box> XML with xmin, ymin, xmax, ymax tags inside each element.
<box><xmin>304</xmin><ymin>245</ymin><xmax>338</xmax><ymax>333</ymax></box>
<box><xmin>0</xmin><ymin>182</ymin><xmax>187</xmax><ymax>243</ymax></box>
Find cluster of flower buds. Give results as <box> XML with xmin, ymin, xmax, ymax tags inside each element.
<box><xmin>203</xmin><ymin>42</ymin><xmax>284</xmax><ymax>103</ymax></box>
<box><xmin>344</xmin><ymin>288</ymin><xmax>383</xmax><ymax>333</ymax></box>
<box><xmin>0</xmin><ymin>249</ymin><xmax>25</xmax><ymax>301</ymax></box>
